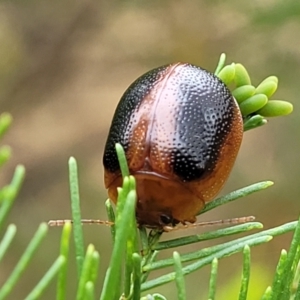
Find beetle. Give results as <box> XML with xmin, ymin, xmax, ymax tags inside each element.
<box><xmin>103</xmin><ymin>63</ymin><xmax>243</xmax><ymax>229</ymax></box>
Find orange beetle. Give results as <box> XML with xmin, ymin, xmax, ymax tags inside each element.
<box><xmin>103</xmin><ymin>63</ymin><xmax>243</xmax><ymax>229</ymax></box>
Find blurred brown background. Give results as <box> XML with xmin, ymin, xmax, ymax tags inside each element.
<box><xmin>0</xmin><ymin>0</ymin><xmax>299</xmax><ymax>299</ymax></box>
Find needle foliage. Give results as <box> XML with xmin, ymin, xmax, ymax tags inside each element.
<box><xmin>0</xmin><ymin>54</ymin><xmax>297</xmax><ymax>300</ymax></box>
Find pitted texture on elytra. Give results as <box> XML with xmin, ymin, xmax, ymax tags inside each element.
<box><xmin>167</xmin><ymin>65</ymin><xmax>235</xmax><ymax>181</ymax></box>
<box><xmin>103</xmin><ymin>63</ymin><xmax>236</xmax><ymax>182</ymax></box>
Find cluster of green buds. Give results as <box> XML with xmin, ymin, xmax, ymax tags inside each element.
<box><xmin>215</xmin><ymin>53</ymin><xmax>293</xmax><ymax>131</ymax></box>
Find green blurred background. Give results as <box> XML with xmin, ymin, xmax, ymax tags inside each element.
<box><xmin>0</xmin><ymin>0</ymin><xmax>299</xmax><ymax>299</ymax></box>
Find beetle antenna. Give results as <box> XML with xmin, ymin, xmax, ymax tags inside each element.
<box><xmin>163</xmin><ymin>216</ymin><xmax>255</xmax><ymax>232</ymax></box>
<box><xmin>48</xmin><ymin>219</ymin><xmax>114</xmax><ymax>227</ymax></box>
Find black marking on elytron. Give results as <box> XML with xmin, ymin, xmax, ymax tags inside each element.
<box><xmin>169</xmin><ymin>64</ymin><xmax>235</xmax><ymax>181</ymax></box>
<box><xmin>103</xmin><ymin>65</ymin><xmax>167</xmax><ymax>173</ymax></box>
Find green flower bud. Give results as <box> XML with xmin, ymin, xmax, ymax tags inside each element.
<box><xmin>217</xmin><ymin>64</ymin><xmax>235</xmax><ymax>86</ymax></box>
<box><xmin>234</xmin><ymin>63</ymin><xmax>251</xmax><ymax>87</ymax></box>
<box><xmin>232</xmin><ymin>85</ymin><xmax>256</xmax><ymax>104</ymax></box>
<box><xmin>257</xmin><ymin>100</ymin><xmax>293</xmax><ymax>117</ymax></box>
<box><xmin>239</xmin><ymin>94</ymin><xmax>268</xmax><ymax>116</ymax></box>
<box><xmin>260</xmin><ymin>75</ymin><xmax>278</xmax><ymax>85</ymax></box>
<box><xmin>243</xmin><ymin>115</ymin><xmax>267</xmax><ymax>131</ymax></box>
<box><xmin>255</xmin><ymin>80</ymin><xmax>277</xmax><ymax>98</ymax></box>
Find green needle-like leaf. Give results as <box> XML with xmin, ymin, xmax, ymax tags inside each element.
<box><xmin>238</xmin><ymin>245</ymin><xmax>251</xmax><ymax>300</ymax></box>
<box><xmin>291</xmin><ymin>260</ymin><xmax>300</xmax><ymax>298</ymax></box>
<box><xmin>56</xmin><ymin>222</ymin><xmax>71</xmax><ymax>300</ymax></box>
<box><xmin>271</xmin><ymin>216</ymin><xmax>300</xmax><ymax>300</ymax></box>
<box><xmin>68</xmin><ymin>157</ymin><xmax>85</xmax><ymax>278</ymax></box>
<box><xmin>140</xmin><ymin>227</ymin><xmax>149</xmax><ymax>257</ymax></box>
<box><xmin>116</xmin><ymin>143</ymin><xmax>129</xmax><ymax>178</ymax></box>
<box><xmin>289</xmin><ymin>250</ymin><xmax>300</xmax><ymax>299</ymax></box>
<box><xmin>0</xmin><ymin>165</ymin><xmax>25</xmax><ymax>228</ymax></box>
<box><xmin>270</xmin><ymin>249</ymin><xmax>288</xmax><ymax>300</ymax></box>
<box><xmin>208</xmin><ymin>258</ymin><xmax>218</xmax><ymax>300</ymax></box>
<box><xmin>173</xmin><ymin>251</ymin><xmax>186</xmax><ymax>300</ymax></box>
<box><xmin>125</xmin><ymin>178</ymin><xmax>139</xmax><ymax>298</ymax></box>
<box><xmin>0</xmin><ymin>224</ymin><xmax>16</xmax><ymax>262</ymax></box>
<box><xmin>24</xmin><ymin>256</ymin><xmax>65</xmax><ymax>300</ymax></box>
<box><xmin>84</xmin><ymin>282</ymin><xmax>95</xmax><ymax>300</ymax></box>
<box><xmin>146</xmin><ymin>233</ymin><xmax>255</xmax><ymax>272</ymax></box>
<box><xmin>105</xmin><ymin>199</ymin><xmax>115</xmax><ymax>241</ymax></box>
<box><xmin>261</xmin><ymin>286</ymin><xmax>272</xmax><ymax>300</ymax></box>
<box><xmin>294</xmin><ymin>278</ymin><xmax>300</xmax><ymax>300</ymax></box>
<box><xmin>100</xmin><ymin>179</ymin><xmax>137</xmax><ymax>300</ymax></box>
<box><xmin>0</xmin><ymin>223</ymin><xmax>48</xmax><ymax>299</ymax></box>
<box><xmin>141</xmin><ymin>251</ymin><xmax>159</xmax><ymax>284</ymax></box>
<box><xmin>116</xmin><ymin>176</ymin><xmax>130</xmax><ymax>215</ymax></box>
<box><xmin>77</xmin><ymin>244</ymin><xmax>97</xmax><ymax>300</ymax></box>
<box><xmin>145</xmin><ymin>221</ymin><xmax>297</xmax><ymax>272</ymax></box>
<box><xmin>132</xmin><ymin>253</ymin><xmax>142</xmax><ymax>300</ymax></box>
<box><xmin>142</xmin><ymin>235</ymin><xmax>271</xmax><ymax>291</ymax></box>
<box><xmin>200</xmin><ymin>181</ymin><xmax>273</xmax><ymax>215</ymax></box>
<box><xmin>89</xmin><ymin>251</ymin><xmax>100</xmax><ymax>285</ymax></box>
<box><xmin>154</xmin><ymin>222</ymin><xmax>262</xmax><ymax>250</ymax></box>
